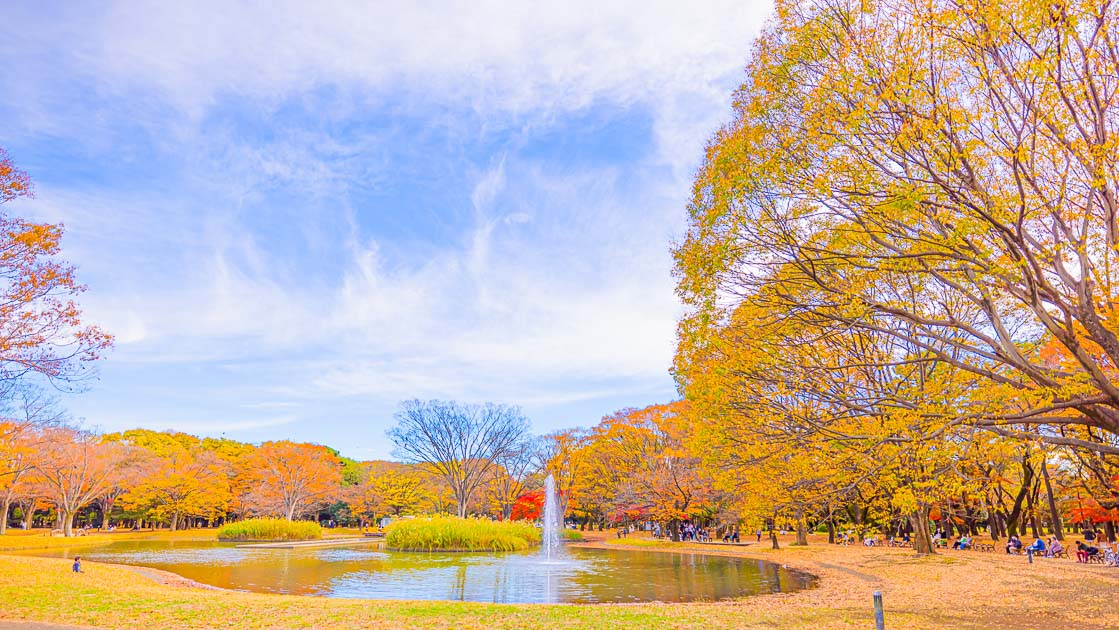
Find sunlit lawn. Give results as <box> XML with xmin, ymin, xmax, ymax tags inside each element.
<box><xmin>0</xmin><ymin>528</ymin><xmax>217</xmax><ymax>551</ymax></box>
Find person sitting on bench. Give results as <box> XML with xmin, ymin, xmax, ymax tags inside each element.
<box><xmin>1025</xmin><ymin>537</ymin><xmax>1045</xmax><ymax>557</ymax></box>
<box><xmin>1076</xmin><ymin>540</ymin><xmax>1100</xmax><ymax>563</ymax></box>
<box><xmin>1005</xmin><ymin>535</ymin><xmax>1022</xmax><ymax>554</ymax></box>
<box><xmin>1045</xmin><ymin>538</ymin><xmax>1064</xmax><ymax>558</ymax></box>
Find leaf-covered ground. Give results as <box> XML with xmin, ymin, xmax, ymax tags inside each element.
<box><xmin>1</xmin><ymin>531</ymin><xmax>1116</xmax><ymax>629</ymax></box>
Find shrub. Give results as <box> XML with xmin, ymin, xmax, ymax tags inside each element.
<box><xmin>216</xmin><ymin>518</ymin><xmax>322</xmax><ymax>541</ymax></box>
<box><xmin>562</xmin><ymin>529</ymin><xmax>584</xmax><ymax>541</ymax></box>
<box><xmin>385</xmin><ymin>516</ymin><xmax>542</xmax><ymax>552</ymax></box>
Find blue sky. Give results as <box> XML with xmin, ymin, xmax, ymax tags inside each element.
<box><xmin>0</xmin><ymin>1</ymin><xmax>771</xmax><ymax>459</ymax></box>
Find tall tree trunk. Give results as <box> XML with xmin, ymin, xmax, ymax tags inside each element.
<box><xmin>1040</xmin><ymin>459</ymin><xmax>1064</xmax><ymax>541</ymax></box>
<box><xmin>21</xmin><ymin>502</ymin><xmax>34</xmax><ymax>529</ymax></box>
<box><xmin>0</xmin><ymin>496</ymin><xmax>9</xmax><ymax>535</ymax></box>
<box><xmin>768</xmin><ymin>517</ymin><xmax>780</xmax><ymax>549</ymax></box>
<box><xmin>793</xmin><ymin>508</ymin><xmax>808</xmax><ymax>546</ymax></box>
<box><xmin>909</xmin><ymin>505</ymin><xmax>935</xmax><ymax>555</ymax></box>
<box><xmin>826</xmin><ymin>516</ymin><xmax>836</xmax><ymax>544</ymax></box>
<box><xmin>61</xmin><ymin>510</ymin><xmax>74</xmax><ymax>537</ymax></box>
<box><xmin>1007</xmin><ymin>459</ymin><xmax>1034</xmax><ymax>537</ymax></box>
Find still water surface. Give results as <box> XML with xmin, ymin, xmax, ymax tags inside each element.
<box><xmin>26</xmin><ymin>540</ymin><xmax>815</xmax><ymax>603</ymax></box>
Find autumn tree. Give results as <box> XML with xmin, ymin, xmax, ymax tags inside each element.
<box><xmin>0</xmin><ymin>438</ymin><xmax>34</xmax><ymax>534</ymax></box>
<box><xmin>540</xmin><ymin>428</ymin><xmax>589</xmax><ymax>521</ymax></box>
<box><xmin>0</xmin><ymin>148</ymin><xmax>111</xmax><ymax>389</ymax></box>
<box><xmin>485</xmin><ymin>435</ymin><xmax>540</xmax><ymax>520</ymax></box>
<box><xmin>590</xmin><ymin>403</ymin><xmax>715</xmax><ymax>540</ymax></box>
<box><xmin>673</xmin><ymin>0</ymin><xmax>1119</xmax><ymax>551</ymax></box>
<box><xmin>107</xmin><ymin>430</ymin><xmax>232</xmax><ymax>529</ymax></box>
<box><xmin>354</xmin><ymin>462</ymin><xmax>432</xmax><ymax>522</ymax></box>
<box><xmin>677</xmin><ymin>0</ymin><xmax>1119</xmax><ymax>454</ymax></box>
<box><xmin>34</xmin><ymin>428</ymin><xmax>119</xmax><ymax>536</ymax></box>
<box><xmin>0</xmin><ymin>386</ymin><xmax>65</xmax><ymax>532</ymax></box>
<box><xmin>0</xmin><ymin>149</ymin><xmax>110</xmax><ymax>531</ymax></box>
<box><xmin>389</xmin><ymin>400</ymin><xmax>529</xmax><ymax>518</ymax></box>
<box><xmin>239</xmin><ymin>441</ymin><xmax>341</xmax><ymax>520</ymax></box>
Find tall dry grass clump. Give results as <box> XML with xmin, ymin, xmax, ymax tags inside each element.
<box><xmin>385</xmin><ymin>516</ymin><xmax>541</xmax><ymax>551</ymax></box>
<box><xmin>216</xmin><ymin>518</ymin><xmax>322</xmax><ymax>541</ymax></box>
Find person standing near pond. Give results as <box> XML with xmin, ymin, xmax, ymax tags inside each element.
<box><xmin>72</xmin><ymin>557</ymin><xmax>82</xmax><ymax>573</ymax></box>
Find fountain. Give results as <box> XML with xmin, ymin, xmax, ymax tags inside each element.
<box><xmin>541</xmin><ymin>474</ymin><xmax>562</xmax><ymax>561</ymax></box>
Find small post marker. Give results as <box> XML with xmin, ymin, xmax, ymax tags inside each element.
<box><xmin>873</xmin><ymin>591</ymin><xmax>885</xmax><ymax>630</ymax></box>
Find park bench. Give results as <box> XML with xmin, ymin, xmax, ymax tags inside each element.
<box><xmin>1087</xmin><ymin>554</ymin><xmax>1106</xmax><ymax>565</ymax></box>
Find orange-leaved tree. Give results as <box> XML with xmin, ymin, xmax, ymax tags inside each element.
<box><xmin>540</xmin><ymin>428</ymin><xmax>589</xmax><ymax>523</ymax></box>
<box><xmin>107</xmin><ymin>430</ymin><xmax>232</xmax><ymax>529</ymax></box>
<box><xmin>34</xmin><ymin>428</ymin><xmax>121</xmax><ymax>536</ymax></box>
<box><xmin>0</xmin><ymin>147</ymin><xmax>111</xmax><ymax>387</ymax></box>
<box><xmin>239</xmin><ymin>441</ymin><xmax>341</xmax><ymax>520</ymax></box>
<box><xmin>590</xmin><ymin>402</ymin><xmax>715</xmax><ymax>540</ymax></box>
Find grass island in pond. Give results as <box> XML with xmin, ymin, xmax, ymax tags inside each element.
<box><xmin>216</xmin><ymin>518</ymin><xmax>323</xmax><ymax>542</ymax></box>
<box><xmin>385</xmin><ymin>516</ymin><xmax>540</xmax><ymax>552</ymax></box>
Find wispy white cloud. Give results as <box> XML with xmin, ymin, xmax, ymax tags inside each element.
<box><xmin>0</xmin><ymin>0</ymin><xmax>772</xmax><ymax>455</ymax></box>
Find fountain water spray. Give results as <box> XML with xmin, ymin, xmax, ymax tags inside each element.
<box><xmin>541</xmin><ymin>474</ymin><xmax>562</xmax><ymax>560</ymax></box>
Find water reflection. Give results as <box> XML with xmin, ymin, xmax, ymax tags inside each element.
<box><xmin>21</xmin><ymin>541</ymin><xmax>815</xmax><ymax>604</ymax></box>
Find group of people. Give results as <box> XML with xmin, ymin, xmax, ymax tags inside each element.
<box><xmin>962</xmin><ymin>531</ymin><xmax>1119</xmax><ymax>565</ymax></box>
<box><xmin>1004</xmin><ymin>534</ymin><xmax>1057</xmax><ymax>557</ymax></box>
<box><xmin>1072</xmin><ymin>540</ymin><xmax>1119</xmax><ymax>565</ymax></box>
<box><xmin>647</xmin><ymin>522</ymin><xmax>711</xmax><ymax>542</ymax></box>
<box><xmin>678</xmin><ymin>523</ymin><xmax>710</xmax><ymax>542</ymax></box>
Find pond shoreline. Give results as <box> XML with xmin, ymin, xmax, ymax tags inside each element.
<box><xmin>5</xmin><ymin>535</ymin><xmax>812</xmax><ymax>604</ymax></box>
<box><xmin>92</xmin><ymin>539</ymin><xmax>823</xmax><ymax>601</ymax></box>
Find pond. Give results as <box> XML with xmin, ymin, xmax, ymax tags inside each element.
<box><xmin>23</xmin><ymin>540</ymin><xmax>815</xmax><ymax>604</ymax></box>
